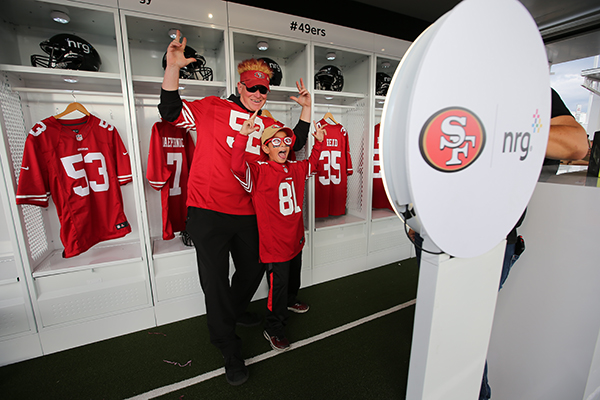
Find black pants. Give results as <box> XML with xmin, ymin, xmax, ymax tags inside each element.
<box><xmin>265</xmin><ymin>261</ymin><xmax>291</xmax><ymax>337</ymax></box>
<box><xmin>186</xmin><ymin>207</ymin><xmax>264</xmax><ymax>358</ymax></box>
<box><xmin>287</xmin><ymin>251</ymin><xmax>302</xmax><ymax>306</ymax></box>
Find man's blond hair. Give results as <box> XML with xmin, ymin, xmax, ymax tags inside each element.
<box><xmin>237</xmin><ymin>59</ymin><xmax>273</xmax><ymax>79</ymax></box>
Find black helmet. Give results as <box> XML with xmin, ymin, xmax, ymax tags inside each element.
<box><xmin>376</xmin><ymin>72</ymin><xmax>392</xmax><ymax>96</ymax></box>
<box><xmin>162</xmin><ymin>46</ymin><xmax>213</xmax><ymax>81</ymax></box>
<box><xmin>31</xmin><ymin>33</ymin><xmax>101</xmax><ymax>72</ymax></box>
<box><xmin>314</xmin><ymin>65</ymin><xmax>343</xmax><ymax>92</ymax></box>
<box><xmin>258</xmin><ymin>57</ymin><xmax>282</xmax><ymax>86</ymax></box>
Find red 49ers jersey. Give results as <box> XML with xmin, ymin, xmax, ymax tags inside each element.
<box><xmin>231</xmin><ymin>134</ymin><xmax>323</xmax><ymax>263</ymax></box>
<box><xmin>16</xmin><ymin>115</ymin><xmax>132</xmax><ymax>258</ymax></box>
<box><xmin>314</xmin><ymin>119</ymin><xmax>353</xmax><ymax>218</ymax></box>
<box><xmin>170</xmin><ymin>97</ymin><xmax>277</xmax><ymax>215</ymax></box>
<box><xmin>372</xmin><ymin>123</ymin><xmax>393</xmax><ymax>210</ymax></box>
<box><xmin>146</xmin><ymin>120</ymin><xmax>195</xmax><ymax>240</ymax></box>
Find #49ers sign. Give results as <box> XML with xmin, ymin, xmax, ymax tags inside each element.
<box><xmin>380</xmin><ymin>0</ymin><xmax>550</xmax><ymax>258</ymax></box>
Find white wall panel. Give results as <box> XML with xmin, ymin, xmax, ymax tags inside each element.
<box><xmin>118</xmin><ymin>0</ymin><xmax>227</xmax><ymax>26</ymax></box>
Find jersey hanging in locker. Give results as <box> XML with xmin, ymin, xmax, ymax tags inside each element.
<box><xmin>16</xmin><ymin>115</ymin><xmax>132</xmax><ymax>258</ymax></box>
<box><xmin>372</xmin><ymin>123</ymin><xmax>393</xmax><ymax>210</ymax></box>
<box><xmin>147</xmin><ymin>120</ymin><xmax>195</xmax><ymax>240</ymax></box>
<box><xmin>314</xmin><ymin>118</ymin><xmax>353</xmax><ymax>218</ymax></box>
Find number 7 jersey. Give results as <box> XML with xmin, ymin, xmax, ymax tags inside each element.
<box><xmin>146</xmin><ymin>120</ymin><xmax>195</xmax><ymax>240</ymax></box>
<box><xmin>16</xmin><ymin>115</ymin><xmax>133</xmax><ymax>258</ymax></box>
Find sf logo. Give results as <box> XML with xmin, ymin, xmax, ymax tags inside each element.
<box><xmin>419</xmin><ymin>107</ymin><xmax>485</xmax><ymax>172</ymax></box>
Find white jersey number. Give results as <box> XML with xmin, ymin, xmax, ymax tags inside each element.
<box><xmin>167</xmin><ymin>152</ymin><xmax>183</xmax><ymax>196</ymax></box>
<box><xmin>228</xmin><ymin>110</ymin><xmax>265</xmax><ymax>155</ymax></box>
<box><xmin>318</xmin><ymin>150</ymin><xmax>341</xmax><ymax>186</ymax></box>
<box><xmin>61</xmin><ymin>152</ymin><xmax>109</xmax><ymax>197</ymax></box>
<box><xmin>279</xmin><ymin>182</ymin><xmax>301</xmax><ymax>216</ymax></box>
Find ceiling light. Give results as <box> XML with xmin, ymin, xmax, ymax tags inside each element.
<box><xmin>208</xmin><ymin>13</ymin><xmax>213</xmax><ymax>19</ymax></box>
<box><xmin>324</xmin><ymin>96</ymin><xmax>334</xmax><ymax>100</ymax></box>
<box><xmin>326</xmin><ymin>52</ymin><xmax>336</xmax><ymax>61</ymax></box>
<box><xmin>168</xmin><ymin>29</ymin><xmax>179</xmax><ymax>39</ymax></box>
<box><xmin>381</xmin><ymin>61</ymin><xmax>391</xmax><ymax>69</ymax></box>
<box><xmin>51</xmin><ymin>11</ymin><xmax>70</xmax><ymax>24</ymax></box>
<box><xmin>257</xmin><ymin>41</ymin><xmax>269</xmax><ymax>51</ymax></box>
<box><xmin>178</xmin><ymin>86</ymin><xmax>185</xmax><ymax>91</ymax></box>
<box><xmin>63</xmin><ymin>77</ymin><xmax>78</xmax><ymax>83</ymax></box>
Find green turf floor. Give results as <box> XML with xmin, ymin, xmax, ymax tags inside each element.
<box><xmin>0</xmin><ymin>258</ymin><xmax>419</xmax><ymax>400</ymax></box>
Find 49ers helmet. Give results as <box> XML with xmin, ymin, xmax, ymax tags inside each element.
<box><xmin>314</xmin><ymin>65</ymin><xmax>343</xmax><ymax>92</ymax></box>
<box><xmin>258</xmin><ymin>57</ymin><xmax>282</xmax><ymax>86</ymax></box>
<box><xmin>31</xmin><ymin>33</ymin><xmax>101</xmax><ymax>72</ymax></box>
<box><xmin>162</xmin><ymin>46</ymin><xmax>213</xmax><ymax>81</ymax></box>
<box><xmin>376</xmin><ymin>72</ymin><xmax>392</xmax><ymax>96</ymax></box>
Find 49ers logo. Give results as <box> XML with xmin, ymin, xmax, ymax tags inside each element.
<box><xmin>419</xmin><ymin>107</ymin><xmax>485</xmax><ymax>172</ymax></box>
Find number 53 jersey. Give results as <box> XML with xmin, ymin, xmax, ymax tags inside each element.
<box><xmin>16</xmin><ymin>115</ymin><xmax>133</xmax><ymax>258</ymax></box>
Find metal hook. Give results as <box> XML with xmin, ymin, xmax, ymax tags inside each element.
<box><xmin>71</xmin><ymin>90</ymin><xmax>77</xmax><ymax>103</ymax></box>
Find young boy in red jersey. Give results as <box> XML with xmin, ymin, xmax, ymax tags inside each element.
<box><xmin>231</xmin><ymin>112</ymin><xmax>325</xmax><ymax>351</ymax></box>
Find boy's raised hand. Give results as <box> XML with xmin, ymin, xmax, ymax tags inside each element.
<box><xmin>312</xmin><ymin>120</ymin><xmax>326</xmax><ymax>142</ymax></box>
<box><xmin>240</xmin><ymin>110</ymin><xmax>260</xmax><ymax>136</ymax></box>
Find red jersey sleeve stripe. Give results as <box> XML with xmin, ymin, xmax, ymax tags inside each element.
<box><xmin>232</xmin><ymin>162</ymin><xmax>253</xmax><ymax>194</ymax></box>
<box><xmin>176</xmin><ymin>102</ymin><xmax>196</xmax><ymax>131</ymax></box>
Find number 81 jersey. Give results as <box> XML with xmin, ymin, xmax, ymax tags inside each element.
<box><xmin>16</xmin><ymin>115</ymin><xmax>133</xmax><ymax>258</ymax></box>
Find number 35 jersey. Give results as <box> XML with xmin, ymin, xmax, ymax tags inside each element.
<box><xmin>314</xmin><ymin>119</ymin><xmax>353</xmax><ymax>218</ymax></box>
<box><xmin>16</xmin><ymin>115</ymin><xmax>133</xmax><ymax>258</ymax></box>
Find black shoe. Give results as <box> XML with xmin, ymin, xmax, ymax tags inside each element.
<box><xmin>224</xmin><ymin>355</ymin><xmax>249</xmax><ymax>386</ymax></box>
<box><xmin>236</xmin><ymin>311</ymin><xmax>262</xmax><ymax>327</ymax></box>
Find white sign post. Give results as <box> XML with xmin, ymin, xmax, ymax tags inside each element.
<box><xmin>380</xmin><ymin>0</ymin><xmax>551</xmax><ymax>398</ymax></box>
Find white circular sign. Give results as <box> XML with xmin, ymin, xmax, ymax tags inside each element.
<box><xmin>381</xmin><ymin>0</ymin><xmax>550</xmax><ymax>258</ymax></box>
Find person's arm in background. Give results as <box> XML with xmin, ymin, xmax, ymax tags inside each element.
<box><xmin>546</xmin><ymin>88</ymin><xmax>589</xmax><ymax>161</ymax></box>
<box><xmin>546</xmin><ymin>115</ymin><xmax>589</xmax><ymax>160</ymax></box>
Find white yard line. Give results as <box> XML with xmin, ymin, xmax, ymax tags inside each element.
<box><xmin>125</xmin><ymin>299</ymin><xmax>416</xmax><ymax>400</ymax></box>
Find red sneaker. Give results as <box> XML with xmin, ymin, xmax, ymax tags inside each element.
<box><xmin>263</xmin><ymin>331</ymin><xmax>290</xmax><ymax>351</ymax></box>
<box><xmin>287</xmin><ymin>301</ymin><xmax>310</xmax><ymax>314</ymax></box>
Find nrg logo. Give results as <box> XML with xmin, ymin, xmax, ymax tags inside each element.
<box><xmin>66</xmin><ymin>38</ymin><xmax>91</xmax><ymax>54</ymax></box>
<box><xmin>501</xmin><ymin>109</ymin><xmax>541</xmax><ymax>161</ymax></box>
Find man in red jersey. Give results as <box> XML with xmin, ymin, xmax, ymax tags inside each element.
<box><xmin>158</xmin><ymin>31</ymin><xmax>311</xmax><ymax>386</ymax></box>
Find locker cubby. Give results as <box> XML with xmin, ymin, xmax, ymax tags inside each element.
<box><xmin>374</xmin><ymin>56</ymin><xmax>400</xmax><ymax>106</ymax></box>
<box><xmin>0</xmin><ymin>0</ymin><xmax>153</xmax><ymax>332</ymax></box>
<box><xmin>123</xmin><ymin>12</ymin><xmax>228</xmax><ymax>99</ymax></box>
<box><xmin>0</xmin><ymin>185</ymin><xmax>36</xmax><ymax>340</ymax></box>
<box><xmin>313</xmin><ymin>45</ymin><xmax>370</xmax><ymax>231</ymax></box>
<box><xmin>231</xmin><ymin>30</ymin><xmax>309</xmax><ymax>102</ymax></box>
<box><xmin>122</xmin><ymin>11</ymin><xmax>228</xmax><ymax>259</ymax></box>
